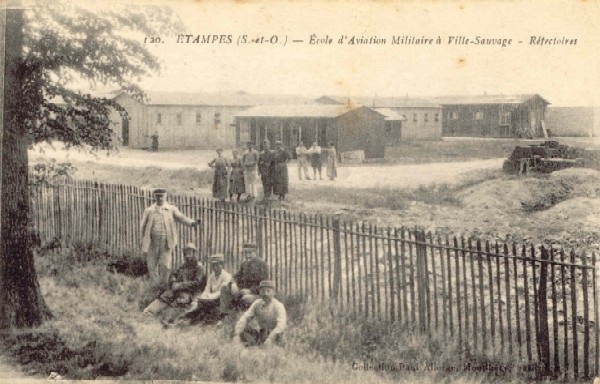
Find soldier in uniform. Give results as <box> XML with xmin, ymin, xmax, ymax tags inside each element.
<box><xmin>234</xmin><ymin>280</ymin><xmax>287</xmax><ymax>347</ymax></box>
<box><xmin>143</xmin><ymin>243</ymin><xmax>206</xmax><ymax>316</ymax></box>
<box><xmin>174</xmin><ymin>253</ymin><xmax>232</xmax><ymax>324</ymax></box>
<box><xmin>258</xmin><ymin>139</ymin><xmax>276</xmax><ymax>200</ymax></box>
<box><xmin>220</xmin><ymin>243</ymin><xmax>269</xmax><ymax>314</ymax></box>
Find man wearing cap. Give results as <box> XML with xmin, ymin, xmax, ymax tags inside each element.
<box><xmin>176</xmin><ymin>253</ymin><xmax>233</xmax><ymax>323</ymax></box>
<box><xmin>143</xmin><ymin>243</ymin><xmax>206</xmax><ymax>316</ymax></box>
<box><xmin>220</xmin><ymin>243</ymin><xmax>269</xmax><ymax>313</ymax></box>
<box><xmin>234</xmin><ymin>280</ymin><xmax>287</xmax><ymax>347</ymax></box>
<box><xmin>242</xmin><ymin>141</ymin><xmax>259</xmax><ymax>201</ymax></box>
<box><xmin>258</xmin><ymin>139</ymin><xmax>276</xmax><ymax>200</ymax></box>
<box><xmin>141</xmin><ymin>188</ymin><xmax>201</xmax><ymax>284</ymax></box>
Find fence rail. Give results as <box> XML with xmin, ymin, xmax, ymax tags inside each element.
<box><xmin>29</xmin><ymin>178</ymin><xmax>600</xmax><ymax>379</ymax></box>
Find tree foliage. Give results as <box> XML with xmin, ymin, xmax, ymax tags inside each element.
<box><xmin>0</xmin><ymin>1</ymin><xmax>183</xmax><ymax>328</ymax></box>
<box><xmin>21</xmin><ymin>0</ymin><xmax>183</xmax><ymax>150</ymax></box>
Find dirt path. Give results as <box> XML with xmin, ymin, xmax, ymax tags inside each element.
<box><xmin>29</xmin><ymin>144</ymin><xmax>504</xmax><ymax>189</ymax></box>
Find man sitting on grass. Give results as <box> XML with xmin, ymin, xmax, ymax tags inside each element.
<box><xmin>220</xmin><ymin>243</ymin><xmax>269</xmax><ymax>314</ymax></box>
<box><xmin>234</xmin><ymin>280</ymin><xmax>287</xmax><ymax>347</ymax></box>
<box><xmin>143</xmin><ymin>243</ymin><xmax>206</xmax><ymax>316</ymax></box>
<box><xmin>173</xmin><ymin>253</ymin><xmax>232</xmax><ymax>324</ymax></box>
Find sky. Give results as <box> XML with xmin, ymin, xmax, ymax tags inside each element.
<box><xmin>39</xmin><ymin>0</ymin><xmax>600</xmax><ymax>106</ymax></box>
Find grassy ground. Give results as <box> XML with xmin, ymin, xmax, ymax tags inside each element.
<box><xmin>384</xmin><ymin>137</ymin><xmax>600</xmax><ymax>164</ymax></box>
<box><xmin>0</xmin><ymin>245</ymin><xmax>554</xmax><ymax>383</ymax></box>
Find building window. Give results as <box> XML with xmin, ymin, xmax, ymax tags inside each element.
<box><xmin>424</xmin><ymin>113</ymin><xmax>429</xmax><ymax>122</ymax></box>
<box><xmin>500</xmin><ymin>110</ymin><xmax>511</xmax><ymax>125</ymax></box>
<box><xmin>413</xmin><ymin>113</ymin><xmax>418</xmax><ymax>122</ymax></box>
<box><xmin>176</xmin><ymin>113</ymin><xmax>182</xmax><ymax>125</ymax></box>
<box><xmin>434</xmin><ymin>112</ymin><xmax>439</xmax><ymax>122</ymax></box>
<box><xmin>448</xmin><ymin>111</ymin><xmax>458</xmax><ymax>120</ymax></box>
<box><xmin>214</xmin><ymin>112</ymin><xmax>221</xmax><ymax>125</ymax></box>
<box><xmin>196</xmin><ymin>112</ymin><xmax>202</xmax><ymax>124</ymax></box>
<box><xmin>473</xmin><ymin>111</ymin><xmax>484</xmax><ymax>121</ymax></box>
<box><xmin>156</xmin><ymin>113</ymin><xmax>162</xmax><ymax>124</ymax></box>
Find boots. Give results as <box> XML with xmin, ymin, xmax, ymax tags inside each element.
<box><xmin>143</xmin><ymin>299</ymin><xmax>168</xmax><ymax>315</ymax></box>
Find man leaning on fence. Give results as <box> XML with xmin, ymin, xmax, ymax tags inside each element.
<box><xmin>141</xmin><ymin>188</ymin><xmax>201</xmax><ymax>285</ymax></box>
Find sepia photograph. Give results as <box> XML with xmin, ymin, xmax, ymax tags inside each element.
<box><xmin>1</xmin><ymin>0</ymin><xmax>600</xmax><ymax>382</ymax></box>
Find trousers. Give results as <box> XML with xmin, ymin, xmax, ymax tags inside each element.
<box><xmin>147</xmin><ymin>235</ymin><xmax>172</xmax><ymax>284</ymax></box>
<box><xmin>243</xmin><ymin>170</ymin><xmax>258</xmax><ymax>198</ymax></box>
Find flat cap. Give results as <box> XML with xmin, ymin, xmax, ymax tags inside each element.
<box><xmin>183</xmin><ymin>242</ymin><xmax>197</xmax><ymax>251</ymax></box>
<box><xmin>259</xmin><ymin>280</ymin><xmax>276</xmax><ymax>289</ymax></box>
<box><xmin>242</xmin><ymin>243</ymin><xmax>257</xmax><ymax>250</ymax></box>
<box><xmin>153</xmin><ymin>188</ymin><xmax>167</xmax><ymax>194</ymax></box>
<box><xmin>210</xmin><ymin>253</ymin><xmax>225</xmax><ymax>264</ymax></box>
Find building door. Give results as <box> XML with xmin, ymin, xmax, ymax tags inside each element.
<box><xmin>121</xmin><ymin>118</ymin><xmax>129</xmax><ymax>146</ymax></box>
<box><xmin>318</xmin><ymin>121</ymin><xmax>327</xmax><ymax>147</ymax></box>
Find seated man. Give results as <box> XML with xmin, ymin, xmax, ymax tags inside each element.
<box><xmin>234</xmin><ymin>280</ymin><xmax>287</xmax><ymax>347</ymax></box>
<box><xmin>220</xmin><ymin>243</ymin><xmax>269</xmax><ymax>314</ymax></box>
<box><xmin>175</xmin><ymin>253</ymin><xmax>232</xmax><ymax>324</ymax></box>
<box><xmin>143</xmin><ymin>243</ymin><xmax>206</xmax><ymax>316</ymax></box>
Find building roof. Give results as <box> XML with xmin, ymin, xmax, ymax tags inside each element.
<box><xmin>372</xmin><ymin>108</ymin><xmax>406</xmax><ymax>121</ymax></box>
<box><xmin>316</xmin><ymin>95</ymin><xmax>441</xmax><ymax>108</ymax></box>
<box><xmin>235</xmin><ymin>104</ymin><xmax>364</xmax><ymax>118</ymax></box>
<box><xmin>141</xmin><ymin>91</ymin><xmax>315</xmax><ymax>107</ymax></box>
<box><xmin>433</xmin><ymin>94</ymin><xmax>550</xmax><ymax>105</ymax></box>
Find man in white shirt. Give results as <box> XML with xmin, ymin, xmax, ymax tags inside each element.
<box><xmin>234</xmin><ymin>280</ymin><xmax>287</xmax><ymax>347</ymax></box>
<box><xmin>242</xmin><ymin>141</ymin><xmax>259</xmax><ymax>200</ymax></box>
<box><xmin>295</xmin><ymin>141</ymin><xmax>311</xmax><ymax>180</ymax></box>
<box><xmin>175</xmin><ymin>253</ymin><xmax>232</xmax><ymax>324</ymax></box>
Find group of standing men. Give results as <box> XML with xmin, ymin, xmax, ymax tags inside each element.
<box><xmin>140</xmin><ymin>188</ymin><xmax>287</xmax><ymax>346</ymax></box>
<box><xmin>295</xmin><ymin>141</ymin><xmax>337</xmax><ymax>181</ymax></box>
<box><xmin>211</xmin><ymin>139</ymin><xmax>290</xmax><ymax>203</ymax></box>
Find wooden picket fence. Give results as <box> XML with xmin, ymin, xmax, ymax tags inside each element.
<box><xmin>29</xmin><ymin>178</ymin><xmax>600</xmax><ymax>379</ymax></box>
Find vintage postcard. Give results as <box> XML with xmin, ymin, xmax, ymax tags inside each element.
<box><xmin>2</xmin><ymin>0</ymin><xmax>600</xmax><ymax>383</ymax></box>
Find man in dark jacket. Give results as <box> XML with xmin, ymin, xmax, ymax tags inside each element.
<box><xmin>258</xmin><ymin>139</ymin><xmax>276</xmax><ymax>200</ymax></box>
<box><xmin>143</xmin><ymin>243</ymin><xmax>206</xmax><ymax>316</ymax></box>
<box><xmin>220</xmin><ymin>243</ymin><xmax>269</xmax><ymax>314</ymax></box>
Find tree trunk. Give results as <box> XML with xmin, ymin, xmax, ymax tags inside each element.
<box><xmin>0</xmin><ymin>8</ymin><xmax>52</xmax><ymax>329</ymax></box>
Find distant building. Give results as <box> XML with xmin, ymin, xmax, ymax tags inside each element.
<box><xmin>109</xmin><ymin>91</ymin><xmax>314</xmax><ymax>149</ymax></box>
<box><xmin>235</xmin><ymin>104</ymin><xmax>402</xmax><ymax>158</ymax></box>
<box><xmin>434</xmin><ymin>94</ymin><xmax>550</xmax><ymax>138</ymax></box>
<box><xmin>315</xmin><ymin>95</ymin><xmax>442</xmax><ymax>142</ymax></box>
<box><xmin>545</xmin><ymin>107</ymin><xmax>600</xmax><ymax>137</ymax></box>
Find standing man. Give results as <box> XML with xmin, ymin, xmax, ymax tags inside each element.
<box><xmin>234</xmin><ymin>280</ymin><xmax>287</xmax><ymax>347</ymax></box>
<box><xmin>308</xmin><ymin>141</ymin><xmax>323</xmax><ymax>180</ymax></box>
<box><xmin>295</xmin><ymin>141</ymin><xmax>311</xmax><ymax>180</ymax></box>
<box><xmin>242</xmin><ymin>141</ymin><xmax>259</xmax><ymax>201</ymax></box>
<box><xmin>258</xmin><ymin>139</ymin><xmax>275</xmax><ymax>200</ymax></box>
<box><xmin>220</xmin><ymin>243</ymin><xmax>269</xmax><ymax>314</ymax></box>
<box><xmin>140</xmin><ymin>188</ymin><xmax>200</xmax><ymax>285</ymax></box>
<box><xmin>151</xmin><ymin>131</ymin><xmax>159</xmax><ymax>152</ymax></box>
<box><xmin>272</xmin><ymin>141</ymin><xmax>290</xmax><ymax>201</ymax></box>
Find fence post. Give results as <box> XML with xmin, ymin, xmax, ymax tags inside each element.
<box><xmin>332</xmin><ymin>213</ymin><xmax>342</xmax><ymax>303</ymax></box>
<box><xmin>538</xmin><ymin>246</ymin><xmax>550</xmax><ymax>375</ymax></box>
<box><xmin>415</xmin><ymin>229</ymin><xmax>428</xmax><ymax>332</ymax></box>
<box><xmin>257</xmin><ymin>207</ymin><xmax>264</xmax><ymax>256</ymax></box>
